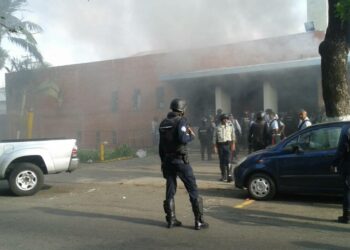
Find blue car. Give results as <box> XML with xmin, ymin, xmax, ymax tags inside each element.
<box><xmin>234</xmin><ymin>121</ymin><xmax>349</xmax><ymax>200</ymax></box>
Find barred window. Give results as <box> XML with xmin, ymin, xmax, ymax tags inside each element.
<box><xmin>76</xmin><ymin>131</ymin><xmax>82</xmax><ymax>145</ymax></box>
<box><xmin>156</xmin><ymin>86</ymin><xmax>165</xmax><ymax>109</ymax></box>
<box><xmin>112</xmin><ymin>131</ymin><xmax>117</xmax><ymax>145</ymax></box>
<box><xmin>111</xmin><ymin>90</ymin><xmax>118</xmax><ymax>112</ymax></box>
<box><xmin>133</xmin><ymin>89</ymin><xmax>141</xmax><ymax>111</ymax></box>
<box><xmin>96</xmin><ymin>131</ymin><xmax>101</xmax><ymax>148</ymax></box>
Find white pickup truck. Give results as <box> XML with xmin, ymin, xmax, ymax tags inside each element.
<box><xmin>0</xmin><ymin>138</ymin><xmax>79</xmax><ymax>196</ymax></box>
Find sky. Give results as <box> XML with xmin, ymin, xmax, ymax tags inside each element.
<box><xmin>0</xmin><ymin>0</ymin><xmax>309</xmax><ymax>87</ymax></box>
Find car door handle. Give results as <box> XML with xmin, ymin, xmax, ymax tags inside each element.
<box><xmin>330</xmin><ymin>166</ymin><xmax>338</xmax><ymax>173</ymax></box>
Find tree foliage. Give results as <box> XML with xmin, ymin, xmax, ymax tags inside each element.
<box><xmin>5</xmin><ymin>56</ymin><xmax>50</xmax><ymax>72</ymax></box>
<box><xmin>0</xmin><ymin>0</ymin><xmax>43</xmax><ymax>70</ymax></box>
<box><xmin>335</xmin><ymin>0</ymin><xmax>350</xmax><ymax>21</ymax></box>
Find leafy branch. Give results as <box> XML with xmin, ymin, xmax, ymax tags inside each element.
<box><xmin>335</xmin><ymin>0</ymin><xmax>350</xmax><ymax>21</ymax></box>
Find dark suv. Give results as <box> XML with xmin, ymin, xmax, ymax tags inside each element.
<box><xmin>234</xmin><ymin>121</ymin><xmax>349</xmax><ymax>200</ymax></box>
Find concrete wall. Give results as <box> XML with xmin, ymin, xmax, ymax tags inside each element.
<box><xmin>263</xmin><ymin>82</ymin><xmax>278</xmax><ymax>113</ymax></box>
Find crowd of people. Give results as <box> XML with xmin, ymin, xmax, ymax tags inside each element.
<box><xmin>197</xmin><ymin>108</ymin><xmax>313</xmax><ymax>159</ymax></box>
<box><xmin>195</xmin><ymin>108</ymin><xmax>314</xmax><ymax>183</ymax></box>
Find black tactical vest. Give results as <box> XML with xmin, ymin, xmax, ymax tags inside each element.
<box><xmin>159</xmin><ymin>115</ymin><xmax>187</xmax><ymax>156</ymax></box>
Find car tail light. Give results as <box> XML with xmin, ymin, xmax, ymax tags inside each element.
<box><xmin>72</xmin><ymin>146</ymin><xmax>78</xmax><ymax>158</ymax></box>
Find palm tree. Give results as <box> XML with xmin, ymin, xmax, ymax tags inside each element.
<box><xmin>0</xmin><ymin>0</ymin><xmax>43</xmax><ymax>70</ymax></box>
<box><xmin>5</xmin><ymin>56</ymin><xmax>50</xmax><ymax>72</ymax></box>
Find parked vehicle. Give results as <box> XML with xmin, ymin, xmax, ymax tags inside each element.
<box><xmin>234</xmin><ymin>121</ymin><xmax>348</xmax><ymax>200</ymax></box>
<box><xmin>0</xmin><ymin>138</ymin><xmax>79</xmax><ymax>196</ymax></box>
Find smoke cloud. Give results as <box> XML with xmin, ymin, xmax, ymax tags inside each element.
<box><xmin>26</xmin><ymin>0</ymin><xmax>306</xmax><ymax>65</ymax></box>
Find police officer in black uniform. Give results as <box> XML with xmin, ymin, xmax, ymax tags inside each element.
<box><xmin>333</xmin><ymin>128</ymin><xmax>350</xmax><ymax>224</ymax></box>
<box><xmin>198</xmin><ymin>117</ymin><xmax>212</xmax><ymax>161</ymax></box>
<box><xmin>159</xmin><ymin>98</ymin><xmax>209</xmax><ymax>230</ymax></box>
<box><xmin>248</xmin><ymin>112</ymin><xmax>268</xmax><ymax>152</ymax></box>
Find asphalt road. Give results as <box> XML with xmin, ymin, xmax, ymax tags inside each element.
<box><xmin>0</xmin><ymin>152</ymin><xmax>349</xmax><ymax>250</ymax></box>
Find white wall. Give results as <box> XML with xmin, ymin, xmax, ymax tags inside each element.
<box><xmin>0</xmin><ymin>88</ymin><xmax>6</xmax><ymax>115</ymax></box>
<box><xmin>215</xmin><ymin>86</ymin><xmax>231</xmax><ymax>114</ymax></box>
<box><xmin>263</xmin><ymin>82</ymin><xmax>278</xmax><ymax>113</ymax></box>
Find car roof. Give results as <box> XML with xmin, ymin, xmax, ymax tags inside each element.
<box><xmin>310</xmin><ymin>120</ymin><xmax>350</xmax><ymax>128</ymax></box>
<box><xmin>284</xmin><ymin>120</ymin><xmax>350</xmax><ymax>140</ymax></box>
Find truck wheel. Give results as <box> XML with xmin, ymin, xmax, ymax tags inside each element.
<box><xmin>8</xmin><ymin>163</ymin><xmax>44</xmax><ymax>196</ymax></box>
<box><xmin>247</xmin><ymin>173</ymin><xmax>276</xmax><ymax>201</ymax></box>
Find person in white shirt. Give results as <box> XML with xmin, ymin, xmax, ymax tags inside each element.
<box><xmin>214</xmin><ymin>114</ymin><xmax>236</xmax><ymax>182</ymax></box>
<box><xmin>298</xmin><ymin>109</ymin><xmax>312</xmax><ymax>131</ymax></box>
<box><xmin>268</xmin><ymin>112</ymin><xmax>285</xmax><ymax>145</ymax></box>
<box><xmin>229</xmin><ymin>114</ymin><xmax>241</xmax><ymax>162</ymax></box>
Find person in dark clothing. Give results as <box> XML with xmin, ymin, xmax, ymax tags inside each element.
<box><xmin>198</xmin><ymin>117</ymin><xmax>212</xmax><ymax>161</ymax></box>
<box><xmin>159</xmin><ymin>98</ymin><xmax>209</xmax><ymax>230</ymax></box>
<box><xmin>214</xmin><ymin>108</ymin><xmax>223</xmax><ymax>126</ymax></box>
<box><xmin>333</xmin><ymin>128</ymin><xmax>350</xmax><ymax>224</ymax></box>
<box><xmin>248</xmin><ymin>112</ymin><xmax>268</xmax><ymax>152</ymax></box>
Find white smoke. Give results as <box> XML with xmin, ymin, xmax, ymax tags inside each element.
<box><xmin>25</xmin><ymin>0</ymin><xmax>306</xmax><ymax>66</ymax></box>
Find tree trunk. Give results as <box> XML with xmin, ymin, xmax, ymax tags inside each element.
<box><xmin>319</xmin><ymin>0</ymin><xmax>350</xmax><ymax>119</ymax></box>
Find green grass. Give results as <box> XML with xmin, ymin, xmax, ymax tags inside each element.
<box><xmin>78</xmin><ymin>144</ymin><xmax>135</xmax><ymax>163</ymax></box>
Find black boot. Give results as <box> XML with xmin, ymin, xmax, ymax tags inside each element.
<box><xmin>163</xmin><ymin>199</ymin><xmax>182</xmax><ymax>228</ymax></box>
<box><xmin>191</xmin><ymin>197</ymin><xmax>209</xmax><ymax>230</ymax></box>
<box><xmin>227</xmin><ymin>164</ymin><xmax>233</xmax><ymax>183</ymax></box>
<box><xmin>219</xmin><ymin>165</ymin><xmax>225</xmax><ymax>181</ymax></box>
<box><xmin>338</xmin><ymin>209</ymin><xmax>349</xmax><ymax>224</ymax></box>
<box><xmin>226</xmin><ymin>165</ymin><xmax>231</xmax><ymax>183</ymax></box>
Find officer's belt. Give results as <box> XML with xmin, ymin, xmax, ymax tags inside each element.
<box><xmin>165</xmin><ymin>153</ymin><xmax>183</xmax><ymax>159</ymax></box>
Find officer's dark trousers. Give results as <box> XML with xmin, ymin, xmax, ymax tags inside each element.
<box><xmin>218</xmin><ymin>143</ymin><xmax>230</xmax><ymax>177</ymax></box>
<box><xmin>164</xmin><ymin>159</ymin><xmax>199</xmax><ymax>205</ymax></box>
<box><xmin>200</xmin><ymin>141</ymin><xmax>212</xmax><ymax>160</ymax></box>
<box><xmin>342</xmin><ymin>174</ymin><xmax>350</xmax><ymax>213</ymax></box>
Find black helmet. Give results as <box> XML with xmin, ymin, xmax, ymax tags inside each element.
<box><xmin>170</xmin><ymin>98</ymin><xmax>187</xmax><ymax>112</ymax></box>
<box><xmin>256</xmin><ymin>112</ymin><xmax>263</xmax><ymax>120</ymax></box>
<box><xmin>220</xmin><ymin>113</ymin><xmax>229</xmax><ymax>121</ymax></box>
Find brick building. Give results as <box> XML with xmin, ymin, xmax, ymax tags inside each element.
<box><xmin>5</xmin><ymin>31</ymin><xmax>326</xmax><ymax>149</ymax></box>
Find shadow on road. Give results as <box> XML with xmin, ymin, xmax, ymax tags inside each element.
<box><xmin>292</xmin><ymin>241</ymin><xmax>349</xmax><ymax>250</ymax></box>
<box><xmin>0</xmin><ymin>180</ymin><xmax>12</xmax><ymax>196</ymax></box>
<box><xmin>0</xmin><ymin>182</ymin><xmax>55</xmax><ymax>197</ymax></box>
<box><xmin>34</xmin><ymin>206</ymin><xmax>166</xmax><ymax>228</ymax></box>
<box><xmin>272</xmin><ymin>193</ymin><xmax>342</xmax><ymax>208</ymax></box>
<box><xmin>201</xmin><ymin>185</ymin><xmax>342</xmax><ymax>209</ymax></box>
<box><xmin>200</xmin><ymin>187</ymin><xmax>246</xmax><ymax>199</ymax></box>
<box><xmin>207</xmin><ymin>205</ymin><xmax>350</xmax><ymax>233</ymax></box>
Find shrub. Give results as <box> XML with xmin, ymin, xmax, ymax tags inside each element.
<box><xmin>78</xmin><ymin>144</ymin><xmax>135</xmax><ymax>163</ymax></box>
